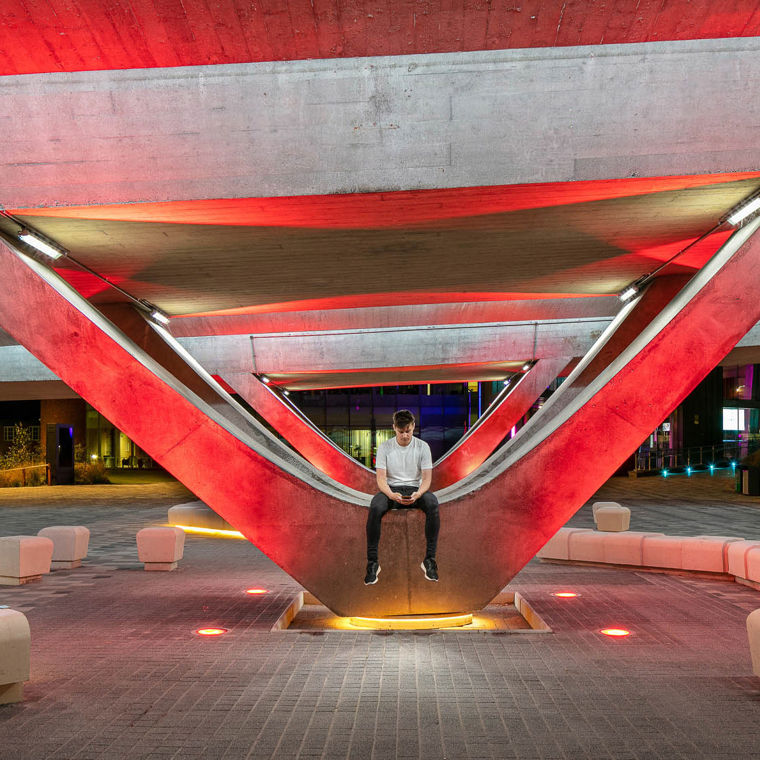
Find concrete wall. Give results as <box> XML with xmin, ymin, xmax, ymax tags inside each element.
<box><xmin>3</xmin><ymin>37</ymin><xmax>760</xmax><ymax>207</ymax></box>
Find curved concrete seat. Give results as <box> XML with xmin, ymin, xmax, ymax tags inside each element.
<box><xmin>536</xmin><ymin>527</ymin><xmax>593</xmax><ymax>560</ymax></box>
<box><xmin>136</xmin><ymin>527</ymin><xmax>185</xmax><ymax>571</ymax></box>
<box><xmin>601</xmin><ymin>531</ymin><xmax>664</xmax><ymax>565</ymax></box>
<box><xmin>641</xmin><ymin>535</ymin><xmax>690</xmax><ymax>570</ymax></box>
<box><xmin>0</xmin><ymin>536</ymin><xmax>53</xmax><ymax>585</ymax></box>
<box><xmin>37</xmin><ymin>526</ymin><xmax>90</xmax><ymax>569</ymax></box>
<box><xmin>0</xmin><ymin>609</ymin><xmax>30</xmax><ymax>704</ymax></box>
<box><xmin>595</xmin><ymin>504</ymin><xmax>630</xmax><ymax>532</ymax></box>
<box><xmin>727</xmin><ymin>541</ymin><xmax>760</xmax><ymax>581</ymax></box>
<box><xmin>682</xmin><ymin>536</ymin><xmax>744</xmax><ymax>573</ymax></box>
<box><xmin>748</xmin><ymin>609</ymin><xmax>760</xmax><ymax>677</ymax></box>
<box><xmin>168</xmin><ymin>502</ymin><xmax>234</xmax><ymax>532</ymax></box>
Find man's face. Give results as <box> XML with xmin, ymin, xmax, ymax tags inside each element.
<box><xmin>393</xmin><ymin>423</ymin><xmax>415</xmax><ymax>446</ymax></box>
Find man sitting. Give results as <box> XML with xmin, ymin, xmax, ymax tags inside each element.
<box><xmin>364</xmin><ymin>409</ymin><xmax>440</xmax><ymax>585</ymax></box>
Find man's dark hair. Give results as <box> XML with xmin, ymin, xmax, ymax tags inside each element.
<box><xmin>393</xmin><ymin>409</ymin><xmax>415</xmax><ymax>428</ymax></box>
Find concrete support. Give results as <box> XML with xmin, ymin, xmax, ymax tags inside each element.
<box><xmin>431</xmin><ymin>357</ymin><xmax>569</xmax><ymax>490</ymax></box>
<box><xmin>223</xmin><ymin>372</ymin><xmax>377</xmax><ymax>493</ymax></box>
<box><xmin>1</xmin><ymin>221</ymin><xmax>759</xmax><ymax>616</ymax></box>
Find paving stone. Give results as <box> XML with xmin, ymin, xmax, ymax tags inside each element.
<box><xmin>1</xmin><ymin>474</ymin><xmax>760</xmax><ymax>758</ymax></box>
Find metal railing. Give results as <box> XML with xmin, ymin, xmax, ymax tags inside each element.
<box><xmin>0</xmin><ymin>463</ymin><xmax>51</xmax><ymax>485</ymax></box>
<box><xmin>634</xmin><ymin>440</ymin><xmax>760</xmax><ymax>472</ymax></box>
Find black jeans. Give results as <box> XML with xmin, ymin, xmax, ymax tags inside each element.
<box><xmin>366</xmin><ymin>485</ymin><xmax>440</xmax><ymax>562</ymax></box>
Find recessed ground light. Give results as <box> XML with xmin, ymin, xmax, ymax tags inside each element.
<box><xmin>600</xmin><ymin>628</ymin><xmax>631</xmax><ymax>637</ymax></box>
<box><xmin>195</xmin><ymin>627</ymin><xmax>228</xmax><ymax>636</ymax></box>
<box><xmin>245</xmin><ymin>588</ymin><xmax>269</xmax><ymax>595</ymax></box>
<box><xmin>551</xmin><ymin>592</ymin><xmax>580</xmax><ymax>598</ymax></box>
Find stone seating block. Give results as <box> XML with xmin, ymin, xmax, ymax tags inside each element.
<box><xmin>136</xmin><ymin>527</ymin><xmax>185</xmax><ymax>571</ymax></box>
<box><xmin>682</xmin><ymin>536</ymin><xmax>744</xmax><ymax>573</ymax></box>
<box><xmin>37</xmin><ymin>526</ymin><xmax>90</xmax><ymax>569</ymax></box>
<box><xmin>167</xmin><ymin>502</ymin><xmax>233</xmax><ymax>532</ymax></box>
<box><xmin>536</xmin><ymin>528</ymin><xmax>593</xmax><ymax>560</ymax></box>
<box><xmin>602</xmin><ymin>532</ymin><xmax>664</xmax><ymax>565</ymax></box>
<box><xmin>747</xmin><ymin>609</ymin><xmax>760</xmax><ymax>677</ymax></box>
<box><xmin>641</xmin><ymin>535</ymin><xmax>687</xmax><ymax>569</ymax></box>
<box><xmin>0</xmin><ymin>609</ymin><xmax>30</xmax><ymax>704</ymax></box>
<box><xmin>0</xmin><ymin>536</ymin><xmax>54</xmax><ymax>585</ymax></box>
<box><xmin>592</xmin><ymin>501</ymin><xmax>622</xmax><ymax>525</ymax></box>
<box><xmin>568</xmin><ymin>531</ymin><xmax>606</xmax><ymax>563</ymax></box>
<box><xmin>745</xmin><ymin>549</ymin><xmax>760</xmax><ymax>584</ymax></box>
<box><xmin>727</xmin><ymin>541</ymin><xmax>760</xmax><ymax>580</ymax></box>
<box><xmin>595</xmin><ymin>505</ymin><xmax>631</xmax><ymax>532</ymax></box>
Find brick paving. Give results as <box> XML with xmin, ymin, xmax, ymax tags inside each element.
<box><xmin>1</xmin><ymin>472</ymin><xmax>760</xmax><ymax>759</ymax></box>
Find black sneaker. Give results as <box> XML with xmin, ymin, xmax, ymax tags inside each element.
<box><xmin>421</xmin><ymin>557</ymin><xmax>439</xmax><ymax>582</ymax></box>
<box><xmin>364</xmin><ymin>561</ymin><xmax>380</xmax><ymax>585</ymax></box>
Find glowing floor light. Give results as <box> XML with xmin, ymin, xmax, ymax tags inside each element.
<box><xmin>709</xmin><ymin>464</ymin><xmax>715</xmax><ymax>474</ymax></box>
<box><xmin>551</xmin><ymin>591</ymin><xmax>580</xmax><ymax>598</ymax></box>
<box><xmin>661</xmin><ymin>469</ymin><xmax>669</xmax><ymax>478</ymax></box>
<box><xmin>600</xmin><ymin>628</ymin><xmax>631</xmax><ymax>637</ymax></box>
<box><xmin>245</xmin><ymin>588</ymin><xmax>269</xmax><ymax>595</ymax></box>
<box><xmin>195</xmin><ymin>627</ymin><xmax>228</xmax><ymax>636</ymax></box>
<box><xmin>686</xmin><ymin>466</ymin><xmax>692</xmax><ymax>476</ymax></box>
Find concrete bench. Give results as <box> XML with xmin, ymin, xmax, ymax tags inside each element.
<box><xmin>682</xmin><ymin>536</ymin><xmax>744</xmax><ymax>574</ymax></box>
<box><xmin>595</xmin><ymin>504</ymin><xmax>630</xmax><ymax>532</ymax></box>
<box><xmin>0</xmin><ymin>536</ymin><xmax>54</xmax><ymax>585</ymax></box>
<box><xmin>136</xmin><ymin>527</ymin><xmax>185</xmax><ymax>571</ymax></box>
<box><xmin>37</xmin><ymin>526</ymin><xmax>90</xmax><ymax>569</ymax></box>
<box><xmin>0</xmin><ymin>609</ymin><xmax>30</xmax><ymax>704</ymax></box>
<box><xmin>592</xmin><ymin>501</ymin><xmax>622</xmax><ymax>523</ymax></box>
<box><xmin>601</xmin><ymin>531</ymin><xmax>665</xmax><ymax>565</ymax></box>
<box><xmin>167</xmin><ymin>502</ymin><xmax>234</xmax><ymax>532</ymax></box>
<box><xmin>727</xmin><ymin>541</ymin><xmax>760</xmax><ymax>583</ymax></box>
<box><xmin>748</xmin><ymin>609</ymin><xmax>760</xmax><ymax>677</ymax></box>
<box><xmin>536</xmin><ymin>528</ymin><xmax>593</xmax><ymax>560</ymax></box>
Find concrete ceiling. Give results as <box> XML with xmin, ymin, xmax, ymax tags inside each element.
<box><xmin>3</xmin><ymin>0</ymin><xmax>760</xmax><ymax>75</ymax></box>
<box><xmin>3</xmin><ymin>174</ymin><xmax>759</xmax><ymax>318</ymax></box>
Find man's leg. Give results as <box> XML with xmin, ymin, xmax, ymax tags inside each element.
<box><xmin>417</xmin><ymin>492</ymin><xmax>440</xmax><ymax>581</ymax></box>
<box><xmin>365</xmin><ymin>492</ymin><xmax>392</xmax><ymax>584</ymax></box>
<box><xmin>417</xmin><ymin>492</ymin><xmax>440</xmax><ymax>558</ymax></box>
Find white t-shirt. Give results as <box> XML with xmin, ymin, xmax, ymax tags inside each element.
<box><xmin>376</xmin><ymin>436</ymin><xmax>433</xmax><ymax>487</ymax></box>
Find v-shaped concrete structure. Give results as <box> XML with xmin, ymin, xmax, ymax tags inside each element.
<box><xmin>2</xmin><ymin>219</ymin><xmax>759</xmax><ymax>617</ymax></box>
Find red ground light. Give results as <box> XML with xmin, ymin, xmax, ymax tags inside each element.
<box><xmin>195</xmin><ymin>627</ymin><xmax>228</xmax><ymax>636</ymax></box>
<box><xmin>600</xmin><ymin>628</ymin><xmax>631</xmax><ymax>637</ymax></box>
<box><xmin>245</xmin><ymin>588</ymin><xmax>269</xmax><ymax>595</ymax></box>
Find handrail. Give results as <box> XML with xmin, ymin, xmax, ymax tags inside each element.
<box><xmin>633</xmin><ymin>440</ymin><xmax>760</xmax><ymax>471</ymax></box>
<box><xmin>0</xmin><ymin>462</ymin><xmax>51</xmax><ymax>485</ymax></box>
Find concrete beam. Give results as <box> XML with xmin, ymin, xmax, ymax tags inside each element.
<box><xmin>3</xmin><ymin>38</ymin><xmax>760</xmax><ymax>207</ymax></box>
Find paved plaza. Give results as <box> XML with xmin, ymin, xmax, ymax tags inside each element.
<box><xmin>2</xmin><ymin>471</ymin><xmax>760</xmax><ymax>759</ymax></box>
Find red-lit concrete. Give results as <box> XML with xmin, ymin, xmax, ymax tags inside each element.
<box><xmin>3</xmin><ymin>0</ymin><xmax>760</xmax><ymax>75</ymax></box>
<box><xmin>223</xmin><ymin>372</ymin><xmax>377</xmax><ymax>494</ymax></box>
<box><xmin>431</xmin><ymin>357</ymin><xmax>570</xmax><ymax>490</ymax></box>
<box><xmin>1</xmin><ymin>221</ymin><xmax>759</xmax><ymax>616</ymax></box>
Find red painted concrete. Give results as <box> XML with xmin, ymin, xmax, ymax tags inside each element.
<box><xmin>223</xmin><ymin>372</ymin><xmax>377</xmax><ymax>494</ymax></box>
<box><xmin>13</xmin><ymin>173</ymin><xmax>760</xmax><ymax>229</ymax></box>
<box><xmin>3</xmin><ymin>1</ymin><xmax>760</xmax><ymax>75</ymax></box>
<box><xmin>430</xmin><ymin>357</ymin><xmax>570</xmax><ymax>490</ymax></box>
<box><xmin>1</xmin><ymin>225</ymin><xmax>759</xmax><ymax>616</ymax></box>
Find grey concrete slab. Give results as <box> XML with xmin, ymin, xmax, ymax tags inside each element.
<box><xmin>3</xmin><ymin>39</ymin><xmax>760</xmax><ymax>207</ymax></box>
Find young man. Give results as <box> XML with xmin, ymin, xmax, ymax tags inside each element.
<box><xmin>364</xmin><ymin>409</ymin><xmax>440</xmax><ymax>585</ymax></box>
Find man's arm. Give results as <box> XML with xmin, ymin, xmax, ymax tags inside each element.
<box><xmin>376</xmin><ymin>468</ymin><xmax>405</xmax><ymax>504</ymax></box>
<box><xmin>409</xmin><ymin>468</ymin><xmax>432</xmax><ymax>502</ymax></box>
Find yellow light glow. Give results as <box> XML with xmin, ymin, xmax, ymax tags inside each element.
<box><xmin>552</xmin><ymin>592</ymin><xmax>580</xmax><ymax>598</ymax></box>
<box><xmin>245</xmin><ymin>588</ymin><xmax>269</xmax><ymax>595</ymax></box>
<box><xmin>172</xmin><ymin>524</ymin><xmax>245</xmax><ymax>539</ymax></box>
<box><xmin>195</xmin><ymin>627</ymin><xmax>228</xmax><ymax>636</ymax></box>
<box><xmin>348</xmin><ymin>613</ymin><xmax>472</xmax><ymax>630</ymax></box>
<box><xmin>600</xmin><ymin>628</ymin><xmax>631</xmax><ymax>637</ymax></box>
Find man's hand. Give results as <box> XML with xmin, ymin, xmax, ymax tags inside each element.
<box><xmin>391</xmin><ymin>492</ymin><xmax>408</xmax><ymax>504</ymax></box>
<box><xmin>405</xmin><ymin>492</ymin><xmax>421</xmax><ymax>503</ymax></box>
